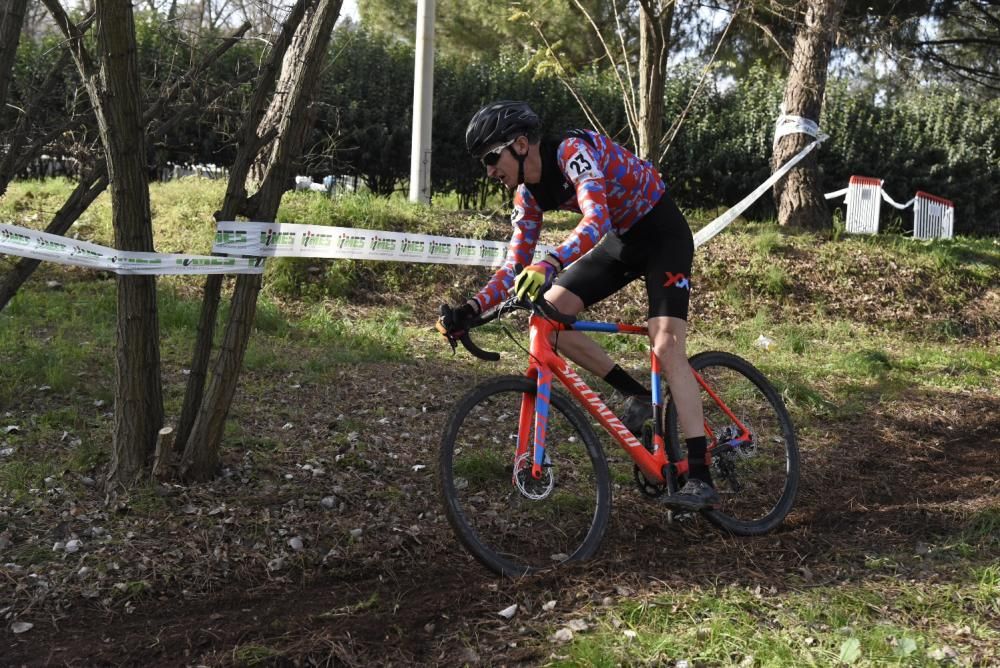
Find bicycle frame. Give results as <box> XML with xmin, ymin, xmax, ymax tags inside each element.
<box><xmin>517</xmin><ymin>313</ymin><xmax>754</xmax><ymax>486</ymax></box>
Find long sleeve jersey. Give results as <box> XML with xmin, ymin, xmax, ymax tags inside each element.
<box><xmin>473</xmin><ymin>129</ymin><xmax>665</xmax><ymax>312</ymax></box>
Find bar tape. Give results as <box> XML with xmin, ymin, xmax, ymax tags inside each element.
<box><xmin>212</xmin><ymin>221</ymin><xmax>555</xmax><ymax>267</ymax></box>
<box><xmin>1</xmin><ymin>223</ymin><xmax>264</xmax><ymax>275</ymax></box>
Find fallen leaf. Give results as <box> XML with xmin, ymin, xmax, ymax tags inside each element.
<box><xmin>839</xmin><ymin>638</ymin><xmax>862</xmax><ymax>664</ymax></box>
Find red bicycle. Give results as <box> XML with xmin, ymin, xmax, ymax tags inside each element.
<box><xmin>437</xmin><ymin>296</ymin><xmax>800</xmax><ymax>577</ymax></box>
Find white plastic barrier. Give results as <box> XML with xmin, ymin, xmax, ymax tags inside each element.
<box><xmin>825</xmin><ymin>175</ymin><xmax>925</xmax><ymax>236</ymax></box>
<box><xmin>913</xmin><ymin>191</ymin><xmax>955</xmax><ymax>240</ymax></box>
<box><xmin>843</xmin><ymin>175</ymin><xmax>884</xmax><ymax>235</ymax></box>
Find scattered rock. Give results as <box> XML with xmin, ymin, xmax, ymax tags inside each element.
<box><xmin>10</xmin><ymin>622</ymin><xmax>33</xmax><ymax>634</ymax></box>
<box><xmin>458</xmin><ymin>647</ymin><xmax>481</xmax><ymax>664</ymax></box>
<box><xmin>551</xmin><ymin>628</ymin><xmax>574</xmax><ymax>643</ymax></box>
<box><xmin>498</xmin><ymin>604</ymin><xmax>517</xmax><ymax>619</ymax></box>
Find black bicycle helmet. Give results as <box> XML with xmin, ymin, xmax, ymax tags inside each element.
<box><xmin>465</xmin><ymin>100</ymin><xmax>541</xmax><ymax>158</ymax></box>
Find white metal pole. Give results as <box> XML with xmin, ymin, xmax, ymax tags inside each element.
<box><xmin>409</xmin><ymin>0</ymin><xmax>435</xmax><ymax>203</ymax></box>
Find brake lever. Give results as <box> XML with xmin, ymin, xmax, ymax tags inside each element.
<box><xmin>434</xmin><ymin>318</ymin><xmax>460</xmax><ymax>354</ymax></box>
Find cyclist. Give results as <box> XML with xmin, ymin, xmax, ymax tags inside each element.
<box><xmin>440</xmin><ymin>100</ymin><xmax>717</xmax><ymax>511</ymax></box>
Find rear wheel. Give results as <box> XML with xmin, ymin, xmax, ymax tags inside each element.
<box><xmin>667</xmin><ymin>352</ymin><xmax>799</xmax><ymax>535</ymax></box>
<box><xmin>439</xmin><ymin>376</ymin><xmax>612</xmax><ymax>576</ymax></box>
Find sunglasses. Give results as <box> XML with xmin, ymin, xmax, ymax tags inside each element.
<box><xmin>479</xmin><ymin>138</ymin><xmax>516</xmax><ymax>167</ymax></box>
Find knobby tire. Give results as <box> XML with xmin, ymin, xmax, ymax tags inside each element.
<box><xmin>439</xmin><ymin>376</ymin><xmax>612</xmax><ymax>576</ymax></box>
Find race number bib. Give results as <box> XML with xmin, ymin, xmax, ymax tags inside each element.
<box><xmin>565</xmin><ymin>148</ymin><xmax>600</xmax><ymax>182</ymax></box>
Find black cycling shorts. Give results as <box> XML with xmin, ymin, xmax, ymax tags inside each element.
<box><xmin>555</xmin><ymin>193</ymin><xmax>694</xmax><ymax>321</ymax></box>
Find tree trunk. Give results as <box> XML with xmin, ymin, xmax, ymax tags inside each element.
<box><xmin>86</xmin><ymin>0</ymin><xmax>164</xmax><ymax>489</ymax></box>
<box><xmin>175</xmin><ymin>0</ymin><xmax>314</xmax><ymax>456</ymax></box>
<box><xmin>0</xmin><ymin>0</ymin><xmax>29</xmax><ymax>110</ymax></box>
<box><xmin>0</xmin><ymin>23</ymin><xmax>247</xmax><ymax>311</ymax></box>
<box><xmin>43</xmin><ymin>0</ymin><xmax>163</xmax><ymax>487</ymax></box>
<box><xmin>637</xmin><ymin>0</ymin><xmax>674</xmax><ymax>161</ymax></box>
<box><xmin>771</xmin><ymin>0</ymin><xmax>846</xmax><ymax>230</ymax></box>
<box><xmin>179</xmin><ymin>0</ymin><xmax>343</xmax><ymax>481</ymax></box>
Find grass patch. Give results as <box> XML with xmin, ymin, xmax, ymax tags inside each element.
<box><xmin>556</xmin><ymin>578</ymin><xmax>999</xmax><ymax>667</ymax></box>
<box><xmin>232</xmin><ymin>643</ymin><xmax>284</xmax><ymax>666</ymax></box>
<box><xmin>0</xmin><ymin>456</ymin><xmax>59</xmax><ymax>502</ymax></box>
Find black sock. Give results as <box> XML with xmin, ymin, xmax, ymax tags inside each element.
<box><xmin>685</xmin><ymin>436</ymin><xmax>712</xmax><ymax>484</ymax></box>
<box><xmin>603</xmin><ymin>364</ymin><xmax>648</xmax><ymax>398</ymax></box>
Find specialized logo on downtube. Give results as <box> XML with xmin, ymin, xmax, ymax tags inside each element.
<box><xmin>562</xmin><ymin>363</ymin><xmax>643</xmax><ymax>448</ymax></box>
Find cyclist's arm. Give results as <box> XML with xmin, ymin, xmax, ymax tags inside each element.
<box><xmin>472</xmin><ymin>188</ymin><xmax>543</xmax><ymax>312</ymax></box>
<box><xmin>548</xmin><ymin>138</ymin><xmax>612</xmax><ymax>268</ymax></box>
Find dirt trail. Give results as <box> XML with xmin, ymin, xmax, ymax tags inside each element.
<box><xmin>4</xmin><ymin>374</ymin><xmax>997</xmax><ymax>666</ymax></box>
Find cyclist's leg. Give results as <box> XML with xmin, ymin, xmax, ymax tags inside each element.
<box><xmin>545</xmin><ymin>234</ymin><xmax>636</xmax><ymax>377</ymax></box>
<box><xmin>637</xmin><ymin>195</ymin><xmax>718</xmax><ymax>508</ymax></box>
<box><xmin>648</xmin><ymin>316</ymin><xmax>703</xmax><ymax>439</ymax></box>
<box><xmin>541</xmin><ymin>285</ymin><xmax>617</xmax><ymax>375</ymax></box>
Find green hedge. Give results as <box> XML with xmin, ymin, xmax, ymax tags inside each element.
<box><xmin>310</xmin><ymin>30</ymin><xmax>997</xmax><ymax>235</ymax></box>
<box><xmin>11</xmin><ymin>23</ymin><xmax>998</xmax><ymax>235</ymax></box>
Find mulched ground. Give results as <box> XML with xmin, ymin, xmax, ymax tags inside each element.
<box><xmin>2</xmin><ymin>351</ymin><xmax>997</xmax><ymax>666</ymax></box>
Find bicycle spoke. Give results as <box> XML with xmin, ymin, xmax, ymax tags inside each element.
<box><xmin>440</xmin><ymin>377</ymin><xmax>611</xmax><ymax>575</ymax></box>
<box><xmin>669</xmin><ymin>352</ymin><xmax>799</xmax><ymax>535</ymax></box>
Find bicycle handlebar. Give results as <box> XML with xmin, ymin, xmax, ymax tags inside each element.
<box><xmin>436</xmin><ymin>291</ymin><xmax>577</xmax><ymax>362</ymax></box>
<box><xmin>435</xmin><ymin>304</ymin><xmax>502</xmax><ymax>361</ymax></box>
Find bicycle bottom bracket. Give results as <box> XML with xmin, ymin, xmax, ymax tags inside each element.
<box><xmin>633</xmin><ymin>464</ymin><xmax>668</xmax><ymax>498</ymax></box>
<box><xmin>513</xmin><ymin>453</ymin><xmax>554</xmax><ymax>500</ymax></box>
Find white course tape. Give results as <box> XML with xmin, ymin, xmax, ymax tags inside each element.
<box><xmin>773</xmin><ymin>114</ymin><xmax>828</xmax><ymax>146</ymax></box>
<box><xmin>693</xmin><ymin>136</ymin><xmax>825</xmax><ymax>248</ymax></box>
<box><xmin>1</xmin><ymin>114</ymin><xmax>828</xmax><ymax>273</ymax></box>
<box><xmin>0</xmin><ymin>223</ymin><xmax>264</xmax><ymax>275</ymax></box>
<box><xmin>824</xmin><ymin>187</ymin><xmax>849</xmax><ymax>200</ymax></box>
<box><xmin>881</xmin><ymin>190</ymin><xmax>915</xmax><ymax>210</ymax></box>
<box><xmin>213</xmin><ymin>221</ymin><xmax>556</xmax><ymax>267</ymax></box>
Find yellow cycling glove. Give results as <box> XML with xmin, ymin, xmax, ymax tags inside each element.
<box><xmin>513</xmin><ymin>261</ymin><xmax>557</xmax><ymax>301</ymax></box>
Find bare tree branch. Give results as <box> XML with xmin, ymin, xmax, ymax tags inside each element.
<box><xmin>567</xmin><ymin>0</ymin><xmax>640</xmax><ymax>148</ymax></box>
<box><xmin>658</xmin><ymin>0</ymin><xmax>741</xmax><ymax>163</ymax></box>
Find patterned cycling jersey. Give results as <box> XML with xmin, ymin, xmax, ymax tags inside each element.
<box><xmin>473</xmin><ymin>129</ymin><xmax>665</xmax><ymax>311</ymax></box>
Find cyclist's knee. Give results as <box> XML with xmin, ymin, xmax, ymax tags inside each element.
<box><xmin>544</xmin><ymin>285</ymin><xmax>584</xmax><ymax>316</ymax></box>
<box><xmin>652</xmin><ymin>335</ymin><xmax>686</xmax><ymax>366</ymax></box>
<box><xmin>649</xmin><ymin>320</ymin><xmax>688</xmax><ymax>368</ymax></box>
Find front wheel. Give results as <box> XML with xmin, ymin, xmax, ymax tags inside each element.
<box><xmin>439</xmin><ymin>376</ymin><xmax>612</xmax><ymax>576</ymax></box>
<box><xmin>667</xmin><ymin>351</ymin><xmax>799</xmax><ymax>535</ymax></box>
